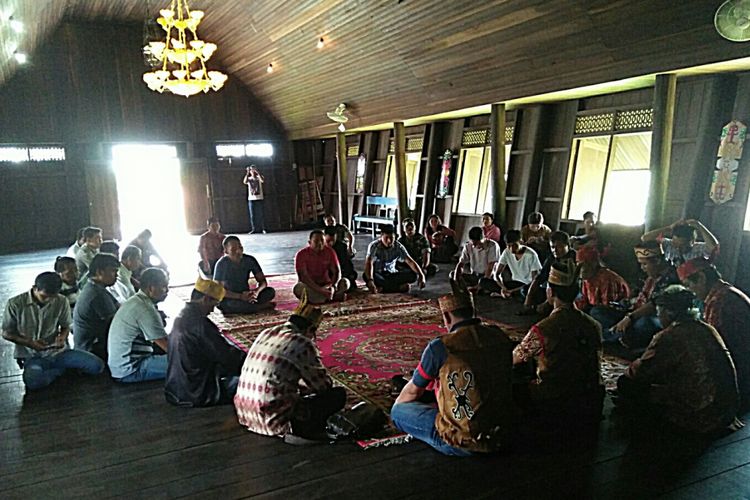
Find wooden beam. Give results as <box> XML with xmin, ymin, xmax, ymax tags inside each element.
<box><xmin>336</xmin><ymin>131</ymin><xmax>348</xmax><ymax>224</ymax></box>
<box><xmin>393</xmin><ymin>122</ymin><xmax>409</xmax><ymax>225</ymax></box>
<box><xmin>490</xmin><ymin>103</ymin><xmax>507</xmax><ymax>224</ymax></box>
<box><xmin>645</xmin><ymin>73</ymin><xmax>677</xmax><ymax>231</ymax></box>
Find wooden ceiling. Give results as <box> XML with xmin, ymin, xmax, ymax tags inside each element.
<box><xmin>2</xmin><ymin>0</ymin><xmax>749</xmax><ymax>139</ymax></box>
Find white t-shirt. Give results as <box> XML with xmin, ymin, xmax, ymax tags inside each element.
<box><xmin>498</xmin><ymin>245</ymin><xmax>542</xmax><ymax>284</ymax></box>
<box><xmin>459</xmin><ymin>240</ymin><xmax>500</xmax><ymax>275</ymax></box>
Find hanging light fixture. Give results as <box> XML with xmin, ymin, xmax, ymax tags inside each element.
<box><xmin>143</xmin><ymin>0</ymin><xmax>227</xmax><ymax>97</ymax></box>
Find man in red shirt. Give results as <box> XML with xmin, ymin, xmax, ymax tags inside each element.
<box><xmin>679</xmin><ymin>257</ymin><xmax>750</xmax><ymax>410</ymax></box>
<box><xmin>575</xmin><ymin>245</ymin><xmax>631</xmax><ymax>330</ymax></box>
<box><xmin>293</xmin><ymin>229</ymin><xmax>350</xmax><ymax>304</ymax></box>
<box><xmin>198</xmin><ymin>217</ymin><xmax>225</xmax><ymax>277</ymax></box>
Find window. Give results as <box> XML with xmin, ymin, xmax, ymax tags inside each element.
<box><xmin>564</xmin><ymin>132</ymin><xmax>652</xmax><ymax>225</ymax></box>
<box><xmin>383</xmin><ymin>152</ymin><xmax>421</xmax><ymax>209</ymax></box>
<box><xmin>451</xmin><ymin>145</ymin><xmax>511</xmax><ymax>215</ymax></box>
<box><xmin>0</xmin><ymin>145</ymin><xmax>65</xmax><ymax>162</ymax></box>
<box><xmin>215</xmin><ymin>143</ymin><xmax>273</xmax><ymax>158</ymax></box>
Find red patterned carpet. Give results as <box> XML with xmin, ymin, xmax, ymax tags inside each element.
<box><xmin>172</xmin><ymin>278</ymin><xmax>630</xmax><ymax>412</ymax></box>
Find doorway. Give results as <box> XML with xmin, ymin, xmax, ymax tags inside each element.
<box><xmin>111</xmin><ymin>144</ymin><xmax>193</xmax><ymax>283</ymax></box>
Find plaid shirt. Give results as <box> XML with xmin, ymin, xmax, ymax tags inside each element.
<box><xmin>234</xmin><ymin>322</ymin><xmax>332</xmax><ymax>436</ymax></box>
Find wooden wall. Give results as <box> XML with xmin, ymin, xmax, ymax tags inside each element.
<box><xmin>291</xmin><ymin>78</ymin><xmax>750</xmax><ymax>292</ymax></box>
<box><xmin>0</xmin><ymin>22</ymin><xmax>291</xmax><ymax>252</ymax></box>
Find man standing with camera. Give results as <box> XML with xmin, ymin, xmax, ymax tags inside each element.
<box><xmin>243</xmin><ymin>165</ymin><xmax>266</xmax><ymax>234</ymax></box>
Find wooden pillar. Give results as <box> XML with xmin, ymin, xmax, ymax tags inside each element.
<box><xmin>335</xmin><ymin>131</ymin><xmax>349</xmax><ymax>224</ymax></box>
<box><xmin>490</xmin><ymin>103</ymin><xmax>507</xmax><ymax>224</ymax></box>
<box><xmin>393</xmin><ymin>122</ymin><xmax>409</xmax><ymax>225</ymax></box>
<box><xmin>645</xmin><ymin>73</ymin><xmax>677</xmax><ymax>231</ymax></box>
<box><xmin>420</xmin><ymin>122</ymin><xmax>444</xmax><ymax>232</ymax></box>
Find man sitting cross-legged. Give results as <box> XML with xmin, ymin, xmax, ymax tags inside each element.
<box><xmin>165</xmin><ymin>278</ymin><xmax>246</xmax><ymax>407</ymax></box>
<box><xmin>451</xmin><ymin>226</ymin><xmax>501</xmax><ymax>294</ymax></box>
<box><xmin>609</xmin><ymin>241</ymin><xmax>680</xmax><ymax>350</ymax></box>
<box><xmin>293</xmin><ymin>229</ymin><xmax>349</xmax><ymax>304</ymax></box>
<box><xmin>679</xmin><ymin>257</ymin><xmax>750</xmax><ymax>410</ymax></box>
<box><xmin>491</xmin><ymin>229</ymin><xmax>542</xmax><ymax>299</ymax></box>
<box><xmin>213</xmin><ymin>236</ymin><xmax>276</xmax><ymax>314</ymax></box>
<box><xmin>234</xmin><ymin>291</ymin><xmax>346</xmax><ymax>442</ymax></box>
<box><xmin>364</xmin><ymin>224</ymin><xmax>425</xmax><ymax>294</ymax></box>
<box><xmin>55</xmin><ymin>256</ymin><xmax>80</xmax><ymax>309</ymax></box>
<box><xmin>616</xmin><ymin>285</ymin><xmax>739</xmax><ymax>436</ymax></box>
<box><xmin>323</xmin><ymin>213</ymin><xmax>355</xmax><ymax>257</ymax></box>
<box><xmin>198</xmin><ymin>216</ymin><xmax>225</xmax><ymax>277</ymax></box>
<box><xmin>574</xmin><ymin>244</ymin><xmax>631</xmax><ymax>329</ymax></box>
<box><xmin>2</xmin><ymin>272</ymin><xmax>104</xmax><ymax>390</ymax></box>
<box><xmin>512</xmin><ymin>260</ymin><xmax>604</xmax><ymax>428</ymax></box>
<box><xmin>108</xmin><ymin>268</ymin><xmax>170</xmax><ymax>383</ymax></box>
<box><xmin>323</xmin><ymin>227</ymin><xmax>357</xmax><ymax>291</ymax></box>
<box><xmin>74</xmin><ymin>226</ymin><xmax>102</xmax><ymax>284</ymax></box>
<box><xmin>73</xmin><ymin>253</ymin><xmax>120</xmax><ymax>360</ymax></box>
<box><xmin>391</xmin><ymin>279</ymin><xmax>514</xmax><ymax>456</ymax></box>
<box><xmin>109</xmin><ymin>245</ymin><xmax>142</xmax><ymax>305</ymax></box>
<box><xmin>520</xmin><ymin>231</ymin><xmax>577</xmax><ymax>315</ymax></box>
<box><xmin>398</xmin><ymin>218</ymin><xmax>437</xmax><ymax>278</ymax></box>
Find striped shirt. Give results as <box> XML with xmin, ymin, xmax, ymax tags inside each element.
<box><xmin>2</xmin><ymin>290</ymin><xmax>71</xmax><ymax>359</ymax></box>
<box><xmin>107</xmin><ymin>290</ymin><xmax>167</xmax><ymax>379</ymax></box>
<box><xmin>234</xmin><ymin>322</ymin><xmax>332</xmax><ymax>436</ymax></box>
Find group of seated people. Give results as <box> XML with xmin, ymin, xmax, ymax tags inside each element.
<box><xmin>2</xmin><ymin>210</ymin><xmax>748</xmax><ymax>457</ymax></box>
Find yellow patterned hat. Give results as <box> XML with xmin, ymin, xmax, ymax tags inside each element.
<box><xmin>634</xmin><ymin>241</ymin><xmax>664</xmax><ymax>259</ymax></box>
<box><xmin>194</xmin><ymin>277</ymin><xmax>225</xmax><ymax>301</ymax></box>
<box><xmin>438</xmin><ymin>277</ymin><xmax>474</xmax><ymax>314</ymax></box>
<box><xmin>292</xmin><ymin>288</ymin><xmax>324</xmax><ymax>328</ymax></box>
<box><xmin>548</xmin><ymin>260</ymin><xmax>578</xmax><ymax>287</ymax></box>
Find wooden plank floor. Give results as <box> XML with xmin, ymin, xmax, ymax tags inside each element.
<box><xmin>1</xmin><ymin>231</ymin><xmax>749</xmax><ymax>499</ymax></box>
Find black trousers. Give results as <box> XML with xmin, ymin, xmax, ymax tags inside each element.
<box><xmin>218</xmin><ymin>287</ymin><xmax>276</xmax><ymax>314</ymax></box>
<box><xmin>373</xmin><ymin>269</ymin><xmax>417</xmax><ymax>293</ymax></box>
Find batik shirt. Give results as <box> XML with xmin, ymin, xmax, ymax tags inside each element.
<box><xmin>661</xmin><ymin>238</ymin><xmax>716</xmax><ymax>267</ymax></box>
<box><xmin>367</xmin><ymin>240</ymin><xmax>409</xmax><ymax>274</ymax></box>
<box><xmin>624</xmin><ymin>319</ymin><xmax>738</xmax><ymax>434</ymax></box>
<box><xmin>633</xmin><ymin>265</ymin><xmax>680</xmax><ymax>310</ymax></box>
<box><xmin>703</xmin><ymin>280</ymin><xmax>750</xmax><ymax>405</ymax></box>
<box><xmin>398</xmin><ymin>233</ymin><xmax>431</xmax><ymax>263</ymax></box>
<box><xmin>576</xmin><ymin>268</ymin><xmax>631</xmax><ymax>310</ymax></box>
<box><xmin>234</xmin><ymin>322</ymin><xmax>332</xmax><ymax>436</ymax></box>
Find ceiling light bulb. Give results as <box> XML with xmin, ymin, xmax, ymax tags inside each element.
<box><xmin>338</xmin><ymin>123</ymin><xmax>346</xmax><ymax>132</ymax></box>
<box><xmin>317</xmin><ymin>37</ymin><xmax>325</xmax><ymax>49</ymax></box>
<box><xmin>9</xmin><ymin>18</ymin><xmax>23</xmax><ymax>33</ymax></box>
<box><xmin>14</xmin><ymin>52</ymin><xmax>26</xmax><ymax>64</ymax></box>
<box><xmin>267</xmin><ymin>63</ymin><xmax>273</xmax><ymax>73</ymax></box>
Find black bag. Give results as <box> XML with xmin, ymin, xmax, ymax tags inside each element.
<box><xmin>325</xmin><ymin>401</ymin><xmax>387</xmax><ymax>441</ymax></box>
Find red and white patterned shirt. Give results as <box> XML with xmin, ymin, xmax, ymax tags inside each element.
<box><xmin>234</xmin><ymin>322</ymin><xmax>332</xmax><ymax>436</ymax></box>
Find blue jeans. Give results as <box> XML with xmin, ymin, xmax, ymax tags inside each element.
<box><xmin>391</xmin><ymin>401</ymin><xmax>473</xmax><ymax>457</ymax></box>
<box><xmin>22</xmin><ymin>348</ymin><xmax>105</xmax><ymax>390</ymax></box>
<box><xmin>117</xmin><ymin>355</ymin><xmax>168</xmax><ymax>383</ymax></box>
<box><xmin>248</xmin><ymin>200</ymin><xmax>265</xmax><ymax>232</ymax></box>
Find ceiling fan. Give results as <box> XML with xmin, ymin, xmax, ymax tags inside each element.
<box><xmin>715</xmin><ymin>0</ymin><xmax>750</xmax><ymax>42</ymax></box>
<box><xmin>327</xmin><ymin>103</ymin><xmax>349</xmax><ymax>132</ymax></box>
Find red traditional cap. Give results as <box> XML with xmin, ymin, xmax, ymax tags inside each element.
<box><xmin>576</xmin><ymin>245</ymin><xmax>600</xmax><ymax>263</ymax></box>
<box><xmin>677</xmin><ymin>257</ymin><xmax>712</xmax><ymax>282</ymax></box>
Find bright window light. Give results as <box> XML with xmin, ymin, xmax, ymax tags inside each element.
<box><xmin>112</xmin><ymin>144</ymin><xmax>177</xmax><ymax>161</ymax></box>
<box><xmin>216</xmin><ymin>144</ymin><xmax>246</xmax><ymax>158</ymax></box>
<box><xmin>599</xmin><ymin>170</ymin><xmax>651</xmax><ymax>226</ymax></box>
<box><xmin>245</xmin><ymin>143</ymin><xmax>273</xmax><ymax>157</ymax></box>
<box><xmin>0</xmin><ymin>147</ymin><xmax>29</xmax><ymax>162</ymax></box>
<box><xmin>29</xmin><ymin>147</ymin><xmax>65</xmax><ymax>161</ymax></box>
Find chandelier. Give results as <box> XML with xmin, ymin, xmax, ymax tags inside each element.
<box><xmin>143</xmin><ymin>0</ymin><xmax>227</xmax><ymax>97</ymax></box>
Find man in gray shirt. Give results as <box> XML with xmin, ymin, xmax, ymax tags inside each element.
<box><xmin>363</xmin><ymin>224</ymin><xmax>425</xmax><ymax>293</ymax></box>
<box><xmin>2</xmin><ymin>272</ymin><xmax>104</xmax><ymax>390</ymax></box>
<box><xmin>108</xmin><ymin>268</ymin><xmax>169</xmax><ymax>382</ymax></box>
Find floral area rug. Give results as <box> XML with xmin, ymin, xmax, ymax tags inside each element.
<box><xmin>169</xmin><ymin>273</ymin><xmax>431</xmax><ymax>334</ymax></box>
